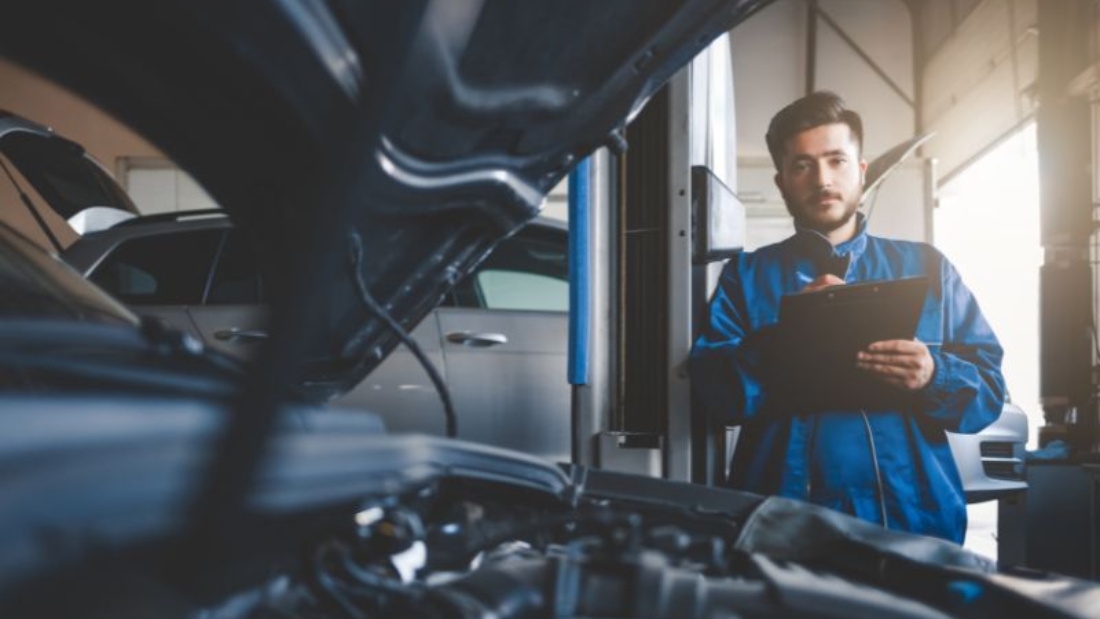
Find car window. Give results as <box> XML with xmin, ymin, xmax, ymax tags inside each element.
<box><xmin>456</xmin><ymin>229</ymin><xmax>568</xmax><ymax>311</ymax></box>
<box><xmin>206</xmin><ymin>230</ymin><xmax>263</xmax><ymax>304</ymax></box>
<box><xmin>476</xmin><ymin>270</ymin><xmax>568</xmax><ymax>311</ymax></box>
<box><xmin>89</xmin><ymin>229</ymin><xmax>223</xmax><ymax>305</ymax></box>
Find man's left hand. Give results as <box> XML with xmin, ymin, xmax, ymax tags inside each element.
<box><xmin>856</xmin><ymin>339</ymin><xmax>935</xmax><ymax>391</ymax></box>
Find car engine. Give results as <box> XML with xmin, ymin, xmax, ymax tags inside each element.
<box><xmin>197</xmin><ymin>474</ymin><xmax>954</xmax><ymax>619</ymax></box>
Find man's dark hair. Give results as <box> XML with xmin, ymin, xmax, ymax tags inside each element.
<box><xmin>765</xmin><ymin>91</ymin><xmax>863</xmax><ymax>170</ymax></box>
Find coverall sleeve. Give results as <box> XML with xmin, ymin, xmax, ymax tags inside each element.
<box><xmin>689</xmin><ymin>260</ymin><xmax>778</xmax><ymax>425</ymax></box>
<box><xmin>916</xmin><ymin>256</ymin><xmax>1006</xmax><ymax>433</ymax></box>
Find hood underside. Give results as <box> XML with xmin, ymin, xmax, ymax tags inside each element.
<box><xmin>0</xmin><ymin>0</ymin><xmax>770</xmax><ymax>395</ymax></box>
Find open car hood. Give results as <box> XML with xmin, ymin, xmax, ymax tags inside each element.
<box><xmin>0</xmin><ymin>0</ymin><xmax>770</xmax><ymax>397</ymax></box>
<box><xmin>0</xmin><ymin>112</ymin><xmax>139</xmax><ymax>237</ymax></box>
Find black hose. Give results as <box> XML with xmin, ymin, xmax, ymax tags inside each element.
<box><xmin>347</xmin><ymin>231</ymin><xmax>458</xmax><ymax>438</ymax></box>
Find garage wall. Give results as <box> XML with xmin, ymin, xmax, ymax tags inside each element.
<box><xmin>730</xmin><ymin>0</ymin><xmax>926</xmax><ymax>246</ymax></box>
<box><xmin>0</xmin><ymin>60</ymin><xmax>162</xmax><ymax>174</ymax></box>
<box><xmin>121</xmin><ymin>159</ymin><xmax>219</xmax><ymax>215</ymax></box>
<box><xmin>919</xmin><ymin>0</ymin><xmax>1038</xmax><ymax>185</ymax></box>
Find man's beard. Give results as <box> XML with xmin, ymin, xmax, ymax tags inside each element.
<box><xmin>782</xmin><ymin>188</ymin><xmax>861</xmax><ymax>233</ymax></box>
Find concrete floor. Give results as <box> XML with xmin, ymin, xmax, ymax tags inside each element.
<box><xmin>964</xmin><ymin>501</ymin><xmax>998</xmax><ymax>561</ymax></box>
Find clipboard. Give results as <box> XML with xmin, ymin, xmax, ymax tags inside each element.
<box><xmin>779</xmin><ymin>276</ymin><xmax>929</xmax><ymax>356</ymax></box>
<box><xmin>775</xmin><ymin>276</ymin><xmax>930</xmax><ymax>409</ymax></box>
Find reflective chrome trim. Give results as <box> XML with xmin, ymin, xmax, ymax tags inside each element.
<box><xmin>376</xmin><ymin>142</ymin><xmax>544</xmax><ymax>209</ymax></box>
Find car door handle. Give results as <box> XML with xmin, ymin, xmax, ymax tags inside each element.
<box><xmin>445</xmin><ymin>331</ymin><xmax>508</xmax><ymax>348</ymax></box>
<box><xmin>214</xmin><ymin>328</ymin><xmax>270</xmax><ymax>342</ymax></box>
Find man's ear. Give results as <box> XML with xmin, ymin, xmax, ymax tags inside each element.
<box><xmin>773</xmin><ymin>172</ymin><xmax>782</xmax><ymax>191</ymax></box>
<box><xmin>859</xmin><ymin>159</ymin><xmax>868</xmax><ymax>186</ymax></box>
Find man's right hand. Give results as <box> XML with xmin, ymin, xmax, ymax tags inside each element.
<box><xmin>801</xmin><ymin>274</ymin><xmax>845</xmax><ymax>293</ymax></box>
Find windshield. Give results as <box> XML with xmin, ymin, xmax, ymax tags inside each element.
<box><xmin>0</xmin><ymin>224</ymin><xmax>137</xmax><ymax>325</ymax></box>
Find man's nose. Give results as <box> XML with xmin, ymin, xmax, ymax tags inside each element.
<box><xmin>813</xmin><ymin>164</ymin><xmax>832</xmax><ymax>189</ymax></box>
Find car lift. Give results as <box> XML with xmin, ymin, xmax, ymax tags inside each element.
<box><xmin>567</xmin><ymin>39</ymin><xmax>744</xmax><ymax>485</ymax></box>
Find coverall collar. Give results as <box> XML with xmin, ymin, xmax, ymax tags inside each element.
<box><xmin>792</xmin><ymin>211</ymin><xmax>869</xmax><ymax>261</ymax></box>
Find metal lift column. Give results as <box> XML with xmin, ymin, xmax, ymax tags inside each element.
<box><xmin>570</xmin><ymin>37</ymin><xmax>741</xmax><ymax>481</ymax></box>
<box><xmin>1003</xmin><ymin>0</ymin><xmax>1100</xmax><ymax>581</ymax></box>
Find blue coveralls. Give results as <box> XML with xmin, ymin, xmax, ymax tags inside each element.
<box><xmin>689</xmin><ymin>217</ymin><xmax>1005</xmax><ymax>542</ymax></box>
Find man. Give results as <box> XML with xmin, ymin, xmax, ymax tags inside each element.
<box><xmin>689</xmin><ymin>91</ymin><xmax>1005</xmax><ymax>543</ymax></box>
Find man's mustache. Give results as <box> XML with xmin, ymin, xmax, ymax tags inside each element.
<box><xmin>811</xmin><ymin>190</ymin><xmax>843</xmax><ymax>201</ymax></box>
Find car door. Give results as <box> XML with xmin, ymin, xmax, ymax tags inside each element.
<box><xmin>185</xmin><ymin>231</ymin><xmax>449</xmax><ymax>420</ymax></box>
<box><xmin>185</xmin><ymin>229</ymin><xmax>271</xmax><ymax>358</ymax></box>
<box><xmin>87</xmin><ymin>228</ymin><xmax>224</xmax><ymax>339</ymax></box>
<box><xmin>435</xmin><ymin>224</ymin><xmax>570</xmax><ymax>461</ymax></box>
<box><xmin>332</xmin><ymin>316</ymin><xmax>448</xmax><ymax>435</ymax></box>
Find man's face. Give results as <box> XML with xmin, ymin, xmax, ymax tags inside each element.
<box><xmin>774</xmin><ymin>122</ymin><xmax>867</xmax><ymax>235</ymax></box>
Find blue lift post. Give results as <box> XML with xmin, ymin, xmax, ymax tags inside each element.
<box><xmin>567</xmin><ymin>151</ymin><xmax>618</xmax><ymax>469</ymax></box>
<box><xmin>567</xmin><ymin>158</ymin><xmax>591</xmax><ymax>387</ymax></box>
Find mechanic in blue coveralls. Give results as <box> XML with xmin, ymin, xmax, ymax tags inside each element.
<box><xmin>689</xmin><ymin>91</ymin><xmax>1005</xmax><ymax>543</ymax></box>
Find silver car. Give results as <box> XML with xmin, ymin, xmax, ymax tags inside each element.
<box><xmin>62</xmin><ymin>211</ymin><xmax>573</xmax><ymax>461</ymax></box>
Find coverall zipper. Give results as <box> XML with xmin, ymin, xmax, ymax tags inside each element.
<box><xmin>860</xmin><ymin>410</ymin><xmax>888</xmax><ymax>528</ymax></box>
<box><xmin>805</xmin><ymin>414</ymin><xmax>819</xmax><ymax>497</ymax></box>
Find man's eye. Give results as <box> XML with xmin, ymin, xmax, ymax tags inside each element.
<box><xmin>792</xmin><ymin>162</ymin><xmax>811</xmax><ymax>173</ymax></box>
<box><xmin>831</xmin><ymin>157</ymin><xmax>847</xmax><ymax>166</ymax></box>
